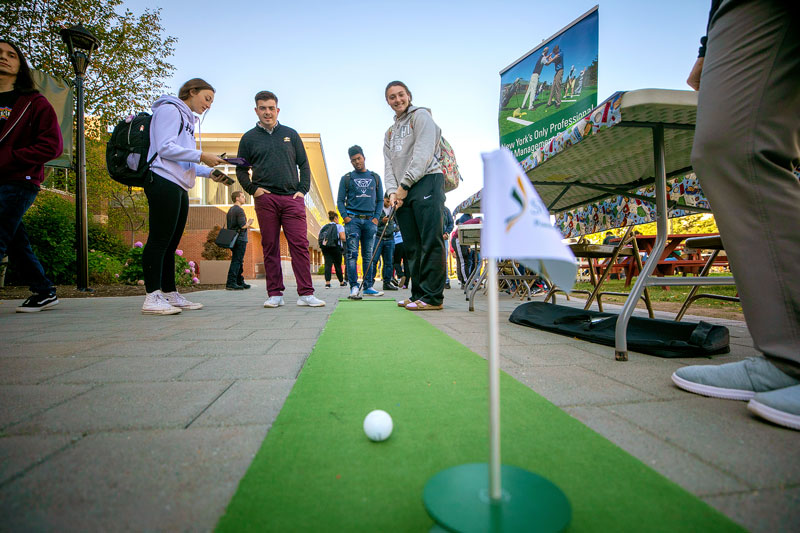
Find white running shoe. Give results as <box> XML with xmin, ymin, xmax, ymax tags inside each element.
<box><xmin>349</xmin><ymin>286</ymin><xmax>360</xmax><ymax>299</ymax></box>
<box><xmin>264</xmin><ymin>296</ymin><xmax>285</xmax><ymax>308</ymax></box>
<box><xmin>297</xmin><ymin>295</ymin><xmax>326</xmax><ymax>307</ymax></box>
<box><xmin>163</xmin><ymin>291</ymin><xmax>203</xmax><ymax>310</ymax></box>
<box><xmin>142</xmin><ymin>290</ymin><xmax>182</xmax><ymax>315</ymax></box>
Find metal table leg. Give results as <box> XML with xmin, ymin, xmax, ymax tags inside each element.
<box><xmin>614</xmin><ymin>124</ymin><xmax>669</xmax><ymax>361</ymax></box>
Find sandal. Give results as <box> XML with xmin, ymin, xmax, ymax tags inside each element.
<box><xmin>405</xmin><ymin>300</ymin><xmax>443</xmax><ymax>311</ymax></box>
<box><xmin>397</xmin><ymin>298</ymin><xmax>412</xmax><ymax>308</ymax></box>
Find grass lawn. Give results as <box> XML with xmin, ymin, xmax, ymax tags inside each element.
<box><xmin>499</xmin><ymin>85</ymin><xmax>598</xmax><ymax>137</ymax></box>
<box><xmin>563</xmin><ymin>275</ymin><xmax>743</xmax><ymax>320</ymax></box>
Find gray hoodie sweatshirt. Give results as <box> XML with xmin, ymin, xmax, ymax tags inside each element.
<box><xmin>147</xmin><ymin>94</ymin><xmax>211</xmax><ymax>191</ymax></box>
<box><xmin>383</xmin><ymin>105</ymin><xmax>441</xmax><ymax>194</ymax></box>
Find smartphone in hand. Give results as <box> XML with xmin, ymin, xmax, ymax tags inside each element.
<box><xmin>211</xmin><ymin>169</ymin><xmax>235</xmax><ymax>186</ymax></box>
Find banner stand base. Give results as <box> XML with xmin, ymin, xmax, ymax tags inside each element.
<box><xmin>423</xmin><ymin>463</ymin><xmax>571</xmax><ymax>532</ymax></box>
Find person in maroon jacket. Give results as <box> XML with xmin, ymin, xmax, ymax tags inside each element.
<box><xmin>0</xmin><ymin>40</ymin><xmax>63</xmax><ymax>312</ymax></box>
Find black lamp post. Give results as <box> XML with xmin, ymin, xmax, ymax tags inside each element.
<box><xmin>60</xmin><ymin>24</ymin><xmax>100</xmax><ymax>291</ymax></box>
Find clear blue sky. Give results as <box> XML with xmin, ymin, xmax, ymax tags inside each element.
<box><xmin>124</xmin><ymin>0</ymin><xmax>709</xmax><ymax>209</ymax></box>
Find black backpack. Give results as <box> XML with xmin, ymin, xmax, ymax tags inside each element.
<box><xmin>106</xmin><ymin>103</ymin><xmax>183</xmax><ymax>188</ymax></box>
<box><xmin>318</xmin><ymin>223</ymin><xmax>340</xmax><ymax>250</ymax></box>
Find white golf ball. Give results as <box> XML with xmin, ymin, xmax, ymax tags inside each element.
<box><xmin>363</xmin><ymin>409</ymin><xmax>393</xmax><ymax>442</ymax></box>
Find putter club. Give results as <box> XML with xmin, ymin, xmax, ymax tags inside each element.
<box><xmin>350</xmin><ymin>206</ymin><xmax>397</xmax><ymax>300</ymax></box>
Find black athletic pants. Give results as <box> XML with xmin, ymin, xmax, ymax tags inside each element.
<box><xmin>143</xmin><ymin>172</ymin><xmax>188</xmax><ymax>294</ymax></box>
<box><xmin>395</xmin><ymin>173</ymin><xmax>446</xmax><ymax>306</ymax></box>
<box><xmin>322</xmin><ymin>247</ymin><xmax>344</xmax><ymax>283</ymax></box>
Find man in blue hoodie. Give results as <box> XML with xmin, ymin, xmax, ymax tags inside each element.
<box><xmin>337</xmin><ymin>145</ymin><xmax>384</xmax><ymax>298</ymax></box>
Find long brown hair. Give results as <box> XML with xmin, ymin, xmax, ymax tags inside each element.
<box><xmin>0</xmin><ymin>40</ymin><xmax>37</xmax><ymax>94</ymax></box>
<box><xmin>178</xmin><ymin>78</ymin><xmax>215</xmax><ymax>101</ymax></box>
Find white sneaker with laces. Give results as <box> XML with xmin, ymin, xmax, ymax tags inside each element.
<box><xmin>163</xmin><ymin>291</ymin><xmax>203</xmax><ymax>310</ymax></box>
<box><xmin>264</xmin><ymin>296</ymin><xmax>285</xmax><ymax>308</ymax></box>
<box><xmin>349</xmin><ymin>286</ymin><xmax>360</xmax><ymax>299</ymax></box>
<box><xmin>297</xmin><ymin>295</ymin><xmax>325</xmax><ymax>307</ymax></box>
<box><xmin>142</xmin><ymin>290</ymin><xmax>182</xmax><ymax>315</ymax></box>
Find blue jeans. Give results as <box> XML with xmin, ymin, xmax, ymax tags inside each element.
<box><xmin>345</xmin><ymin>217</ymin><xmax>377</xmax><ymax>288</ymax></box>
<box><xmin>366</xmin><ymin>238</ymin><xmax>395</xmax><ymax>287</ymax></box>
<box><xmin>0</xmin><ymin>183</ymin><xmax>54</xmax><ymax>294</ymax></box>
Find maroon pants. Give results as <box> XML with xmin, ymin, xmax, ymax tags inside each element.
<box><xmin>254</xmin><ymin>193</ymin><xmax>314</xmax><ymax>296</ymax></box>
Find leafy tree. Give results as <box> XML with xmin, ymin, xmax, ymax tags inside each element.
<box><xmin>1</xmin><ymin>0</ymin><xmax>176</xmax><ymax>133</ymax></box>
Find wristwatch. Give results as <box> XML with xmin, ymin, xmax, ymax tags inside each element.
<box><xmin>400</xmin><ymin>184</ymin><xmax>410</xmax><ymax>191</ymax></box>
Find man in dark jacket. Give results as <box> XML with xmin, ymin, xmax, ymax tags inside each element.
<box><xmin>225</xmin><ymin>190</ymin><xmax>252</xmax><ymax>290</ymax></box>
<box><xmin>0</xmin><ymin>40</ymin><xmax>63</xmax><ymax>312</ymax></box>
<box><xmin>236</xmin><ymin>90</ymin><xmax>324</xmax><ymax>308</ymax></box>
<box><xmin>337</xmin><ymin>145</ymin><xmax>384</xmax><ymax>298</ymax></box>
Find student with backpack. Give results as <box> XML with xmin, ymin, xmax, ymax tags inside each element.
<box><xmin>384</xmin><ymin>81</ymin><xmax>446</xmax><ymax>311</ymax></box>
<box><xmin>140</xmin><ymin>78</ymin><xmax>228</xmax><ymax>315</ymax></box>
<box><xmin>318</xmin><ymin>210</ymin><xmax>346</xmax><ymax>288</ymax></box>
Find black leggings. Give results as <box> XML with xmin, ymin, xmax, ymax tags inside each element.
<box><xmin>143</xmin><ymin>172</ymin><xmax>189</xmax><ymax>293</ymax></box>
<box><xmin>322</xmin><ymin>247</ymin><xmax>344</xmax><ymax>283</ymax></box>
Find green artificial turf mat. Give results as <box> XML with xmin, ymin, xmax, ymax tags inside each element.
<box><xmin>217</xmin><ymin>301</ymin><xmax>743</xmax><ymax>532</ymax></box>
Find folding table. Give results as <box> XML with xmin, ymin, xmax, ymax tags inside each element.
<box><xmin>523</xmin><ymin>89</ymin><xmax>735</xmax><ymax>360</ymax></box>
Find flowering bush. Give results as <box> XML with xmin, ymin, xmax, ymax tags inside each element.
<box><xmin>88</xmin><ymin>250</ymin><xmax>124</xmax><ymax>284</ymax></box>
<box><xmin>119</xmin><ymin>245</ymin><xmax>197</xmax><ymax>286</ymax></box>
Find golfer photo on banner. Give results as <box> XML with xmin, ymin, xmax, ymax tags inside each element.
<box><xmin>499</xmin><ymin>6</ymin><xmax>599</xmax><ymax>162</ymax></box>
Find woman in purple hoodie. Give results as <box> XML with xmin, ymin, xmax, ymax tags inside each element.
<box><xmin>141</xmin><ymin>78</ymin><xmax>227</xmax><ymax>315</ymax></box>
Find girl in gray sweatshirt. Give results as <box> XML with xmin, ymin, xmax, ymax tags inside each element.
<box><xmin>383</xmin><ymin>81</ymin><xmax>447</xmax><ymax>310</ymax></box>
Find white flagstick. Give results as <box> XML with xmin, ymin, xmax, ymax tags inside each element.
<box><xmin>487</xmin><ymin>257</ymin><xmax>502</xmax><ymax>501</ymax></box>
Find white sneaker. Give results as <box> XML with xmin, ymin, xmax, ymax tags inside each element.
<box><xmin>263</xmin><ymin>296</ymin><xmax>285</xmax><ymax>308</ymax></box>
<box><xmin>142</xmin><ymin>290</ymin><xmax>182</xmax><ymax>315</ymax></box>
<box><xmin>349</xmin><ymin>286</ymin><xmax>361</xmax><ymax>299</ymax></box>
<box><xmin>297</xmin><ymin>295</ymin><xmax>325</xmax><ymax>307</ymax></box>
<box><xmin>163</xmin><ymin>291</ymin><xmax>203</xmax><ymax>310</ymax></box>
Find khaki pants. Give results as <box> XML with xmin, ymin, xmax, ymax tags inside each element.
<box><xmin>548</xmin><ymin>69</ymin><xmax>563</xmax><ymax>107</ymax></box>
<box><xmin>691</xmin><ymin>0</ymin><xmax>800</xmax><ymax>366</ymax></box>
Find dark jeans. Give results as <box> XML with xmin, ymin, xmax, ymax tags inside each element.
<box><xmin>366</xmin><ymin>238</ymin><xmax>395</xmax><ymax>286</ymax></box>
<box><xmin>345</xmin><ymin>217</ymin><xmax>377</xmax><ymax>288</ymax></box>
<box><xmin>395</xmin><ymin>173</ymin><xmax>446</xmax><ymax>306</ymax></box>
<box><xmin>322</xmin><ymin>247</ymin><xmax>344</xmax><ymax>283</ymax></box>
<box><xmin>226</xmin><ymin>238</ymin><xmax>247</xmax><ymax>286</ymax></box>
<box><xmin>143</xmin><ymin>173</ymin><xmax>188</xmax><ymax>293</ymax></box>
<box><xmin>0</xmin><ymin>183</ymin><xmax>54</xmax><ymax>294</ymax></box>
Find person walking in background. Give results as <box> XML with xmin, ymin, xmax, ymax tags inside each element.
<box><xmin>384</xmin><ymin>80</ymin><xmax>446</xmax><ymax>311</ymax></box>
<box><xmin>337</xmin><ymin>145</ymin><xmax>384</xmax><ymax>298</ymax></box>
<box><xmin>392</xmin><ymin>228</ymin><xmax>408</xmax><ymax>289</ymax></box>
<box><xmin>0</xmin><ymin>40</ymin><xmax>63</xmax><ymax>312</ymax></box>
<box><xmin>671</xmin><ymin>0</ymin><xmax>800</xmax><ymax>430</ymax></box>
<box><xmin>236</xmin><ymin>90</ymin><xmax>325</xmax><ymax>308</ymax></box>
<box><xmin>142</xmin><ymin>78</ymin><xmax>228</xmax><ymax>315</ymax></box>
<box><xmin>546</xmin><ymin>45</ymin><xmax>564</xmax><ymax>109</ymax></box>
<box><xmin>442</xmin><ymin>205</ymin><xmax>454</xmax><ymax>290</ymax></box>
<box><xmin>319</xmin><ymin>210</ymin><xmax>346</xmax><ymax>288</ymax></box>
<box><xmin>366</xmin><ymin>194</ymin><xmax>398</xmax><ymax>292</ymax></box>
<box><xmin>225</xmin><ymin>190</ymin><xmax>252</xmax><ymax>290</ymax></box>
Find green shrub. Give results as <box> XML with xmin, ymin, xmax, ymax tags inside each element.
<box><xmin>14</xmin><ymin>191</ymin><xmax>76</xmax><ymax>284</ymax></box>
<box><xmin>118</xmin><ymin>244</ymin><xmax>145</xmax><ymax>285</ymax></box>
<box><xmin>201</xmin><ymin>226</ymin><xmax>232</xmax><ymax>260</ymax></box>
<box><xmin>88</xmin><ymin>224</ymin><xmax>129</xmax><ymax>262</ymax></box>
<box><xmin>88</xmin><ymin>250</ymin><xmax>123</xmax><ymax>284</ymax></box>
<box><xmin>119</xmin><ymin>244</ymin><xmax>198</xmax><ymax>287</ymax></box>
